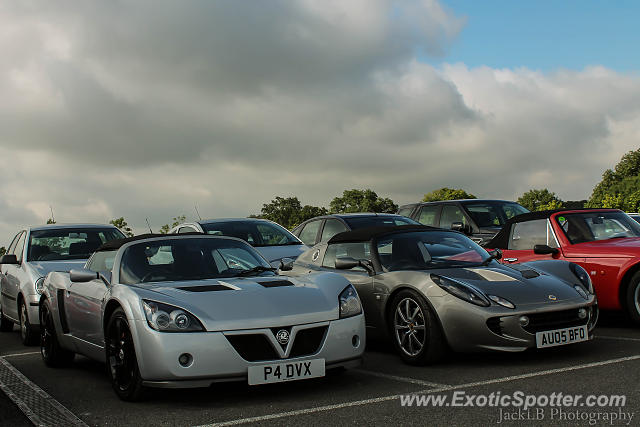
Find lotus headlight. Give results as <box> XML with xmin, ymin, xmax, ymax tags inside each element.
<box><xmin>488</xmin><ymin>295</ymin><xmax>515</xmax><ymax>309</ymax></box>
<box><xmin>569</xmin><ymin>263</ymin><xmax>593</xmax><ymax>294</ymax></box>
<box><xmin>35</xmin><ymin>277</ymin><xmax>45</xmax><ymax>295</ymax></box>
<box><xmin>574</xmin><ymin>285</ymin><xmax>589</xmax><ymax>299</ymax></box>
<box><xmin>339</xmin><ymin>285</ymin><xmax>362</xmax><ymax>318</ymax></box>
<box><xmin>142</xmin><ymin>300</ymin><xmax>204</xmax><ymax>332</ymax></box>
<box><xmin>431</xmin><ymin>274</ymin><xmax>490</xmax><ymax>307</ymax></box>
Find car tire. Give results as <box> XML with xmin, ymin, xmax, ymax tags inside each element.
<box><xmin>106</xmin><ymin>308</ymin><xmax>146</xmax><ymax>401</ymax></box>
<box><xmin>0</xmin><ymin>304</ymin><xmax>14</xmax><ymax>332</ymax></box>
<box><xmin>40</xmin><ymin>300</ymin><xmax>74</xmax><ymax>367</ymax></box>
<box><xmin>625</xmin><ymin>271</ymin><xmax>640</xmax><ymax>324</ymax></box>
<box><xmin>389</xmin><ymin>289</ymin><xmax>447</xmax><ymax>365</ymax></box>
<box><xmin>19</xmin><ymin>300</ymin><xmax>38</xmax><ymax>345</ymax></box>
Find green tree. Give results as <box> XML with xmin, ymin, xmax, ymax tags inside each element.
<box><xmin>422</xmin><ymin>188</ymin><xmax>476</xmax><ymax>202</ymax></box>
<box><xmin>110</xmin><ymin>217</ymin><xmax>134</xmax><ymax>237</ymax></box>
<box><xmin>46</xmin><ymin>218</ymin><xmax>56</xmax><ymax>224</ymax></box>
<box><xmin>517</xmin><ymin>189</ymin><xmax>564</xmax><ymax>211</ymax></box>
<box><xmin>329</xmin><ymin>189</ymin><xmax>397</xmax><ymax>214</ymax></box>
<box><xmin>159</xmin><ymin>215</ymin><xmax>187</xmax><ymax>234</ymax></box>
<box><xmin>0</xmin><ymin>247</ymin><xmax>6</xmax><ymax>256</ymax></box>
<box><xmin>588</xmin><ymin>149</ymin><xmax>640</xmax><ymax>212</ymax></box>
<box><xmin>258</xmin><ymin>196</ymin><xmax>328</xmax><ymax>229</ymax></box>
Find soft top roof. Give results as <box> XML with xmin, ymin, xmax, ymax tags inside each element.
<box><xmin>96</xmin><ymin>232</ymin><xmax>204</xmax><ymax>252</ymax></box>
<box><xmin>328</xmin><ymin>225</ymin><xmax>442</xmax><ymax>244</ymax></box>
<box><xmin>487</xmin><ymin>208</ymin><xmax>621</xmax><ymax>249</ymax></box>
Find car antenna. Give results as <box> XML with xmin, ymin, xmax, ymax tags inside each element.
<box><xmin>49</xmin><ymin>205</ymin><xmax>55</xmax><ymax>223</ymax></box>
<box><xmin>194</xmin><ymin>204</ymin><xmax>202</xmax><ymax>221</ymax></box>
<box><xmin>145</xmin><ymin>218</ymin><xmax>153</xmax><ymax>233</ymax></box>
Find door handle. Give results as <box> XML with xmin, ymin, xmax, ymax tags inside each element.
<box><xmin>504</xmin><ymin>258</ymin><xmax>518</xmax><ymax>263</ymax></box>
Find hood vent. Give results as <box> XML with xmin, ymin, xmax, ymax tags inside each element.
<box><xmin>178</xmin><ymin>284</ymin><xmax>233</xmax><ymax>292</ymax></box>
<box><xmin>256</xmin><ymin>280</ymin><xmax>295</xmax><ymax>288</ymax></box>
<box><xmin>520</xmin><ymin>270</ymin><xmax>540</xmax><ymax>279</ymax></box>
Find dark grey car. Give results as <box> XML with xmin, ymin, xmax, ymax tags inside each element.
<box><xmin>398</xmin><ymin>199</ymin><xmax>529</xmax><ymax>246</ymax></box>
<box><xmin>289</xmin><ymin>225</ymin><xmax>598</xmax><ymax>365</ymax></box>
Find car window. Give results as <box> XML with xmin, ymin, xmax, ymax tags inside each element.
<box><xmin>439</xmin><ymin>205</ymin><xmax>468</xmax><ymax>229</ymax></box>
<box><xmin>87</xmin><ymin>250</ymin><xmax>118</xmax><ymax>272</ymax></box>
<box><xmin>322</xmin><ymin>242</ymin><xmax>370</xmax><ymax>270</ymax></box>
<box><xmin>201</xmin><ymin>222</ymin><xmax>299</xmax><ymax>246</ymax></box>
<box><xmin>397</xmin><ymin>206</ymin><xmax>414</xmax><ymax>217</ymax></box>
<box><xmin>254</xmin><ymin>223</ymin><xmax>298</xmax><ymax>246</ymax></box>
<box><xmin>298</xmin><ymin>221</ymin><xmax>321</xmax><ymax>246</ymax></box>
<box><xmin>320</xmin><ymin>220</ymin><xmax>348</xmax><ymax>243</ymax></box>
<box><xmin>508</xmin><ymin>220</ymin><xmax>558</xmax><ymax>250</ymax></box>
<box><xmin>556</xmin><ymin>212</ymin><xmax>640</xmax><ymax>243</ymax></box>
<box><xmin>12</xmin><ymin>232</ymin><xmax>26</xmax><ymax>262</ymax></box>
<box><xmin>418</xmin><ymin>206</ymin><xmax>439</xmax><ymax>226</ymax></box>
<box><xmin>178</xmin><ymin>226</ymin><xmax>198</xmax><ymax>234</ymax></box>
<box><xmin>343</xmin><ymin>216</ymin><xmax>418</xmax><ymax>229</ymax></box>
<box><xmin>27</xmin><ymin>228</ymin><xmax>125</xmax><ymax>261</ymax></box>
<box><xmin>463</xmin><ymin>202</ymin><xmax>529</xmax><ymax>227</ymax></box>
<box><xmin>6</xmin><ymin>232</ymin><xmax>21</xmax><ymax>256</ymax></box>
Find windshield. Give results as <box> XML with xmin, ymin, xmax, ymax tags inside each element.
<box><xmin>463</xmin><ymin>202</ymin><xmax>529</xmax><ymax>228</ymax></box>
<box><xmin>556</xmin><ymin>212</ymin><xmax>640</xmax><ymax>244</ymax></box>
<box><xmin>376</xmin><ymin>231</ymin><xmax>489</xmax><ymax>271</ymax></box>
<box><xmin>201</xmin><ymin>221</ymin><xmax>301</xmax><ymax>247</ymax></box>
<box><xmin>28</xmin><ymin>228</ymin><xmax>125</xmax><ymax>261</ymax></box>
<box><xmin>344</xmin><ymin>216</ymin><xmax>418</xmax><ymax>229</ymax></box>
<box><xmin>119</xmin><ymin>237</ymin><xmax>273</xmax><ymax>284</ymax></box>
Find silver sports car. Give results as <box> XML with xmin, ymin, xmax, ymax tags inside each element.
<box><xmin>0</xmin><ymin>224</ymin><xmax>125</xmax><ymax>344</ymax></box>
<box><xmin>39</xmin><ymin>234</ymin><xmax>364</xmax><ymax>400</ymax></box>
<box><xmin>289</xmin><ymin>225</ymin><xmax>598</xmax><ymax>365</ymax></box>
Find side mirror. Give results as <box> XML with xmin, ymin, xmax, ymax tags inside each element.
<box><xmin>0</xmin><ymin>254</ymin><xmax>19</xmax><ymax>265</ymax></box>
<box><xmin>488</xmin><ymin>249</ymin><xmax>502</xmax><ymax>260</ymax></box>
<box><xmin>70</xmin><ymin>269</ymin><xmax>99</xmax><ymax>283</ymax></box>
<box><xmin>278</xmin><ymin>258</ymin><xmax>294</xmax><ymax>272</ymax></box>
<box><xmin>335</xmin><ymin>257</ymin><xmax>360</xmax><ymax>270</ymax></box>
<box><xmin>451</xmin><ymin>222</ymin><xmax>472</xmax><ymax>235</ymax></box>
<box><xmin>533</xmin><ymin>245</ymin><xmax>559</xmax><ymax>255</ymax></box>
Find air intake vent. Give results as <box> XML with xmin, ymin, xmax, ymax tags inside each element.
<box><xmin>256</xmin><ymin>280</ymin><xmax>295</xmax><ymax>288</ymax></box>
<box><xmin>521</xmin><ymin>270</ymin><xmax>540</xmax><ymax>279</ymax></box>
<box><xmin>178</xmin><ymin>285</ymin><xmax>232</xmax><ymax>292</ymax></box>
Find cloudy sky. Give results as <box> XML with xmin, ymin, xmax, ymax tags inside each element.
<box><xmin>1</xmin><ymin>0</ymin><xmax>640</xmax><ymax>243</ymax></box>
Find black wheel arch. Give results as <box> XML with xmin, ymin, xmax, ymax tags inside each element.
<box><xmin>619</xmin><ymin>263</ymin><xmax>640</xmax><ymax>309</ymax></box>
<box><xmin>103</xmin><ymin>299</ymin><xmax>124</xmax><ymax>333</ymax></box>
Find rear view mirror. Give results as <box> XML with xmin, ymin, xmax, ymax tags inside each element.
<box><xmin>279</xmin><ymin>258</ymin><xmax>294</xmax><ymax>272</ymax></box>
<box><xmin>488</xmin><ymin>249</ymin><xmax>502</xmax><ymax>260</ymax></box>
<box><xmin>0</xmin><ymin>254</ymin><xmax>19</xmax><ymax>265</ymax></box>
<box><xmin>70</xmin><ymin>269</ymin><xmax>99</xmax><ymax>283</ymax></box>
<box><xmin>533</xmin><ymin>245</ymin><xmax>559</xmax><ymax>255</ymax></box>
<box><xmin>335</xmin><ymin>257</ymin><xmax>360</xmax><ymax>270</ymax></box>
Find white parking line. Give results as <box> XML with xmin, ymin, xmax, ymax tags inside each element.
<box><xmin>596</xmin><ymin>335</ymin><xmax>640</xmax><ymax>342</ymax></box>
<box><xmin>199</xmin><ymin>354</ymin><xmax>640</xmax><ymax>427</ymax></box>
<box><xmin>355</xmin><ymin>369</ymin><xmax>448</xmax><ymax>388</ymax></box>
<box><xmin>1</xmin><ymin>351</ymin><xmax>41</xmax><ymax>358</ymax></box>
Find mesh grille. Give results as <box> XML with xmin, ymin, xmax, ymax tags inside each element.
<box><xmin>523</xmin><ymin>308</ymin><xmax>588</xmax><ymax>333</ymax></box>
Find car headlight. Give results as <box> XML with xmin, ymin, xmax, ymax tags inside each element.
<box><xmin>574</xmin><ymin>285</ymin><xmax>589</xmax><ymax>299</ymax></box>
<box><xmin>339</xmin><ymin>285</ymin><xmax>362</xmax><ymax>318</ymax></box>
<box><xmin>488</xmin><ymin>295</ymin><xmax>515</xmax><ymax>309</ymax></box>
<box><xmin>35</xmin><ymin>277</ymin><xmax>45</xmax><ymax>295</ymax></box>
<box><xmin>570</xmin><ymin>263</ymin><xmax>593</xmax><ymax>294</ymax></box>
<box><xmin>142</xmin><ymin>300</ymin><xmax>204</xmax><ymax>332</ymax></box>
<box><xmin>431</xmin><ymin>274</ymin><xmax>490</xmax><ymax>307</ymax></box>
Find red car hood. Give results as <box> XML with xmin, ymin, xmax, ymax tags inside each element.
<box><xmin>568</xmin><ymin>237</ymin><xmax>640</xmax><ymax>258</ymax></box>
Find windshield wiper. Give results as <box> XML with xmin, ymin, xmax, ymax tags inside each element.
<box><xmin>235</xmin><ymin>266</ymin><xmax>278</xmax><ymax>277</ymax></box>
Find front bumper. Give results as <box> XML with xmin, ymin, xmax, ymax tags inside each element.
<box><xmin>132</xmin><ymin>313</ymin><xmax>365</xmax><ymax>387</ymax></box>
<box><xmin>434</xmin><ymin>294</ymin><xmax>598</xmax><ymax>352</ymax></box>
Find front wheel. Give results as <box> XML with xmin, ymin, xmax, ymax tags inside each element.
<box><xmin>40</xmin><ymin>300</ymin><xmax>74</xmax><ymax>367</ymax></box>
<box><xmin>19</xmin><ymin>300</ymin><xmax>38</xmax><ymax>345</ymax></box>
<box><xmin>105</xmin><ymin>308</ymin><xmax>146</xmax><ymax>401</ymax></box>
<box><xmin>0</xmin><ymin>304</ymin><xmax>14</xmax><ymax>332</ymax></box>
<box><xmin>625</xmin><ymin>271</ymin><xmax>640</xmax><ymax>325</ymax></box>
<box><xmin>389</xmin><ymin>290</ymin><xmax>446</xmax><ymax>365</ymax></box>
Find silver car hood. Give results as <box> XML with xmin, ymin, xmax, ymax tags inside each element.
<box><xmin>431</xmin><ymin>266</ymin><xmax>584</xmax><ymax>305</ymax></box>
<box><xmin>27</xmin><ymin>260</ymin><xmax>87</xmax><ymax>278</ymax></box>
<box><xmin>130</xmin><ymin>274</ymin><xmax>345</xmax><ymax>331</ymax></box>
<box><xmin>254</xmin><ymin>245</ymin><xmax>308</xmax><ymax>266</ymax></box>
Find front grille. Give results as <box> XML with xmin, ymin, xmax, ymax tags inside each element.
<box><xmin>522</xmin><ymin>308</ymin><xmax>588</xmax><ymax>334</ymax></box>
<box><xmin>290</xmin><ymin>326</ymin><xmax>327</xmax><ymax>357</ymax></box>
<box><xmin>225</xmin><ymin>334</ymin><xmax>279</xmax><ymax>362</ymax></box>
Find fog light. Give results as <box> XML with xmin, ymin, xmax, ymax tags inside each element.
<box><xmin>578</xmin><ymin>308</ymin><xmax>587</xmax><ymax>319</ymax></box>
<box><xmin>178</xmin><ymin>353</ymin><xmax>192</xmax><ymax>367</ymax></box>
<box><xmin>519</xmin><ymin>316</ymin><xmax>529</xmax><ymax>327</ymax></box>
<box><xmin>352</xmin><ymin>335</ymin><xmax>360</xmax><ymax>348</ymax></box>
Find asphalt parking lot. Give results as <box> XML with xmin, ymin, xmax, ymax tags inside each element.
<box><xmin>1</xmin><ymin>312</ymin><xmax>639</xmax><ymax>427</ymax></box>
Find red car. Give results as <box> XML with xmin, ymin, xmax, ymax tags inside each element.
<box><xmin>487</xmin><ymin>209</ymin><xmax>640</xmax><ymax>323</ymax></box>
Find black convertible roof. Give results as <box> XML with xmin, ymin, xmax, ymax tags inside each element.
<box><xmin>328</xmin><ymin>225</ymin><xmax>442</xmax><ymax>244</ymax></box>
<box><xmin>486</xmin><ymin>208</ymin><xmax>620</xmax><ymax>249</ymax></box>
<box><xmin>96</xmin><ymin>232</ymin><xmax>204</xmax><ymax>252</ymax></box>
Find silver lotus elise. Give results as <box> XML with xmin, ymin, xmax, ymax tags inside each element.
<box><xmin>39</xmin><ymin>234</ymin><xmax>365</xmax><ymax>400</ymax></box>
<box><xmin>289</xmin><ymin>225</ymin><xmax>598</xmax><ymax>365</ymax></box>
